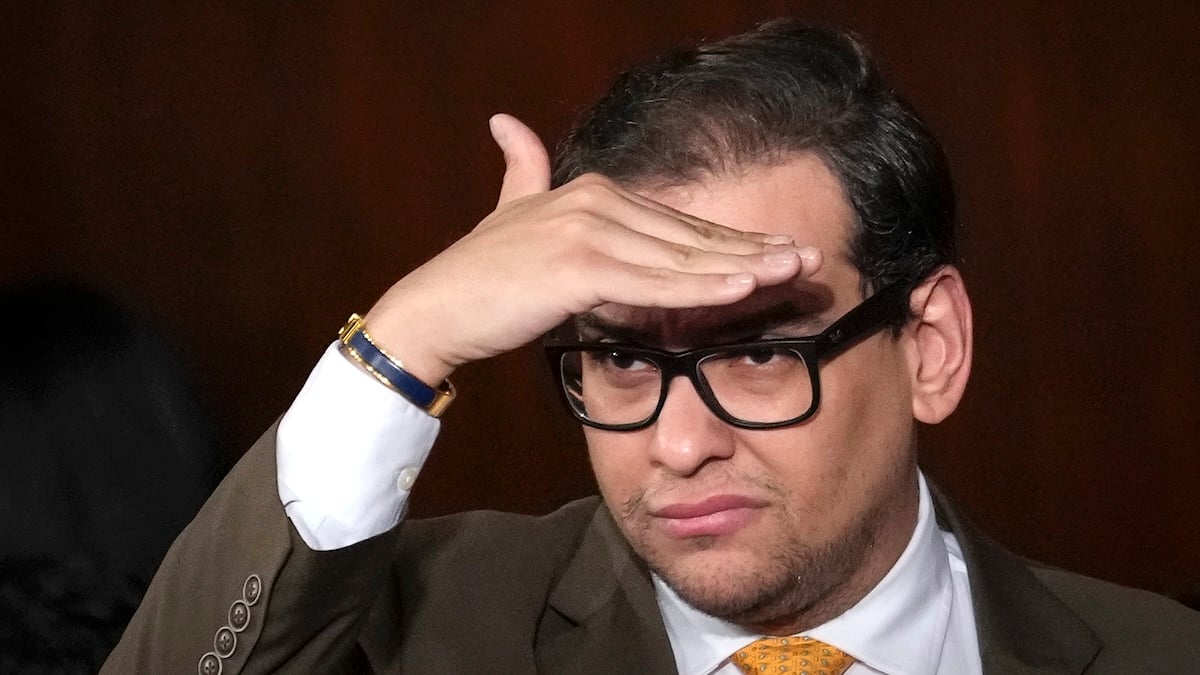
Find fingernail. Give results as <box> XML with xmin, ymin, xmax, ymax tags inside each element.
<box><xmin>726</xmin><ymin>273</ymin><xmax>754</xmax><ymax>286</ymax></box>
<box><xmin>797</xmin><ymin>246</ymin><xmax>821</xmax><ymax>264</ymax></box>
<box><xmin>764</xmin><ymin>234</ymin><xmax>794</xmax><ymax>245</ymax></box>
<box><xmin>763</xmin><ymin>249</ymin><xmax>799</xmax><ymax>266</ymax></box>
<box><xmin>488</xmin><ymin>115</ymin><xmax>507</xmax><ymax>143</ymax></box>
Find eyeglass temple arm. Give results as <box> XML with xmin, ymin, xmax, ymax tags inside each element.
<box><xmin>814</xmin><ymin>282</ymin><xmax>910</xmax><ymax>358</ymax></box>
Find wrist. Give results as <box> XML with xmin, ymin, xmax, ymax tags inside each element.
<box><xmin>337</xmin><ymin>314</ymin><xmax>456</xmax><ymax>417</ymax></box>
<box><xmin>362</xmin><ymin>296</ymin><xmax>458</xmax><ymax>386</ymax></box>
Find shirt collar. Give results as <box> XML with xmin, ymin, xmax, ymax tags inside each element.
<box><xmin>655</xmin><ymin>473</ymin><xmax>954</xmax><ymax>675</ymax></box>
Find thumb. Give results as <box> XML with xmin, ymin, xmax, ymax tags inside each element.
<box><xmin>490</xmin><ymin>113</ymin><xmax>551</xmax><ymax>206</ymax></box>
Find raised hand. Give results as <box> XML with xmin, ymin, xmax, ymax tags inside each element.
<box><xmin>363</xmin><ymin>114</ymin><xmax>822</xmax><ymax>386</ymax></box>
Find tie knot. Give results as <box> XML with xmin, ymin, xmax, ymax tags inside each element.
<box><xmin>729</xmin><ymin>635</ymin><xmax>854</xmax><ymax>675</ymax></box>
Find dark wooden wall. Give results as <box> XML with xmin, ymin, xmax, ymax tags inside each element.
<box><xmin>3</xmin><ymin>3</ymin><xmax>1196</xmax><ymax>597</ymax></box>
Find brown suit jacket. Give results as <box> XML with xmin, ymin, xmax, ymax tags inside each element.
<box><xmin>104</xmin><ymin>426</ymin><xmax>1200</xmax><ymax>673</ymax></box>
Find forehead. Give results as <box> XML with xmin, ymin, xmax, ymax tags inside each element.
<box><xmin>589</xmin><ymin>154</ymin><xmax>862</xmax><ymax>342</ymax></box>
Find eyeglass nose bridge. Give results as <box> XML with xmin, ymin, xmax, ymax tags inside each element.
<box><xmin>645</xmin><ymin>351</ymin><xmax>717</xmax><ymax>424</ymax></box>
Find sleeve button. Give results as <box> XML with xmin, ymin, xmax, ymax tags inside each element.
<box><xmin>199</xmin><ymin>652</ymin><xmax>222</xmax><ymax>675</ymax></box>
<box><xmin>243</xmin><ymin>574</ymin><xmax>262</xmax><ymax>605</ymax></box>
<box><xmin>229</xmin><ymin>600</ymin><xmax>250</xmax><ymax>632</ymax></box>
<box><xmin>215</xmin><ymin>626</ymin><xmax>237</xmax><ymax>658</ymax></box>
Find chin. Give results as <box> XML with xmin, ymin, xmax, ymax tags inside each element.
<box><xmin>637</xmin><ymin>510</ymin><xmax>882</xmax><ymax>629</ymax></box>
<box><xmin>642</xmin><ymin>541</ymin><xmax>792</xmax><ymax>612</ymax></box>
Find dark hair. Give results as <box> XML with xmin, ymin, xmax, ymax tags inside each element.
<box><xmin>552</xmin><ymin>19</ymin><xmax>957</xmax><ymax>299</ymax></box>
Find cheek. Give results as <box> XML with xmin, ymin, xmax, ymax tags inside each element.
<box><xmin>583</xmin><ymin>427</ymin><xmax>645</xmax><ymax>503</ymax></box>
<box><xmin>817</xmin><ymin>343</ymin><xmax>915</xmax><ymax>469</ymax></box>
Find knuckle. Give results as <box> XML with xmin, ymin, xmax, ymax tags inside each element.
<box><xmin>670</xmin><ymin>243</ymin><xmax>701</xmax><ymax>267</ymax></box>
<box><xmin>572</xmin><ymin>172</ymin><xmax>613</xmax><ymax>189</ymax></box>
<box><xmin>564</xmin><ymin>174</ymin><xmax>616</xmax><ymax>209</ymax></box>
<box><xmin>641</xmin><ymin>266</ymin><xmax>675</xmax><ymax>291</ymax></box>
<box><xmin>689</xmin><ymin>224</ymin><xmax>721</xmax><ymax>247</ymax></box>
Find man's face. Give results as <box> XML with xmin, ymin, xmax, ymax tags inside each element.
<box><xmin>583</xmin><ymin>154</ymin><xmax>921</xmax><ymax>632</ymax></box>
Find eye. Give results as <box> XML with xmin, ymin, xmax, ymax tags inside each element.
<box><xmin>713</xmin><ymin>346</ymin><xmax>808</xmax><ymax>374</ymax></box>
<box><xmin>724</xmin><ymin>347</ymin><xmax>791</xmax><ymax>366</ymax></box>
<box><xmin>594</xmin><ymin>350</ymin><xmax>655</xmax><ymax>372</ymax></box>
<box><xmin>740</xmin><ymin>348</ymin><xmax>781</xmax><ymax>365</ymax></box>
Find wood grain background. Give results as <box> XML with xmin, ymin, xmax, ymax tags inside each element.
<box><xmin>3</xmin><ymin>2</ymin><xmax>1196</xmax><ymax>597</ymax></box>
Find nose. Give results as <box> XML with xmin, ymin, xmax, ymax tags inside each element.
<box><xmin>646</xmin><ymin>375</ymin><xmax>736</xmax><ymax>476</ymax></box>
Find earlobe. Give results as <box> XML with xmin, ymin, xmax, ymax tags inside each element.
<box><xmin>906</xmin><ymin>267</ymin><xmax>973</xmax><ymax>424</ymax></box>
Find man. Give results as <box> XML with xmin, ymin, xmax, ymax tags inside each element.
<box><xmin>105</xmin><ymin>19</ymin><xmax>1200</xmax><ymax>674</ymax></box>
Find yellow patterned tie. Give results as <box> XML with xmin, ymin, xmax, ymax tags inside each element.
<box><xmin>729</xmin><ymin>635</ymin><xmax>854</xmax><ymax>675</ymax></box>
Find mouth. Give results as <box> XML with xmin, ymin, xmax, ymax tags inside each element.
<box><xmin>648</xmin><ymin>494</ymin><xmax>766</xmax><ymax>539</ymax></box>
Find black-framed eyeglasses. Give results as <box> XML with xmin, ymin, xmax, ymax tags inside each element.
<box><xmin>544</xmin><ymin>281</ymin><xmax>910</xmax><ymax>431</ymax></box>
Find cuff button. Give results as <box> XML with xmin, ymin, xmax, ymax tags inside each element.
<box><xmin>215</xmin><ymin>626</ymin><xmax>237</xmax><ymax>658</ymax></box>
<box><xmin>396</xmin><ymin>466</ymin><xmax>419</xmax><ymax>491</ymax></box>
<box><xmin>199</xmin><ymin>652</ymin><xmax>222</xmax><ymax>675</ymax></box>
<box><xmin>243</xmin><ymin>574</ymin><xmax>262</xmax><ymax>605</ymax></box>
<box><xmin>229</xmin><ymin>600</ymin><xmax>250</xmax><ymax>632</ymax></box>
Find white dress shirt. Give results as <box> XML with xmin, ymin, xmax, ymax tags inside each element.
<box><xmin>276</xmin><ymin>345</ymin><xmax>983</xmax><ymax>673</ymax></box>
<box><xmin>277</xmin><ymin>342</ymin><xmax>438</xmax><ymax>550</ymax></box>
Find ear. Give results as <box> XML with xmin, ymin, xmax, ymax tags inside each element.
<box><xmin>905</xmin><ymin>266</ymin><xmax>973</xmax><ymax>424</ymax></box>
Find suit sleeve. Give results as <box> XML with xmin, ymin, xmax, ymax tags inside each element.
<box><xmin>102</xmin><ymin>423</ymin><xmax>400</xmax><ymax>674</ymax></box>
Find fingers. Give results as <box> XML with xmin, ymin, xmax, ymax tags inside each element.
<box><xmin>594</xmin><ymin>264</ymin><xmax>764</xmax><ymax>308</ymax></box>
<box><xmin>581</xmin><ymin>217</ymin><xmax>822</xmax><ymax>287</ymax></box>
<box><xmin>491</xmin><ymin>113</ymin><xmax>551</xmax><ymax>206</ymax></box>
<box><xmin>575</xmin><ymin>243</ymin><xmax>820</xmax><ymax>313</ymax></box>
<box><xmin>617</xmin><ymin>185</ymin><xmax>794</xmax><ymax>248</ymax></box>
<box><xmin>517</xmin><ymin>174</ymin><xmax>824</xmax><ymax>303</ymax></box>
<box><xmin>593</xmin><ymin>244</ymin><xmax>824</xmax><ymax>308</ymax></box>
<box><xmin>546</xmin><ymin>175</ymin><xmax>794</xmax><ymax>258</ymax></box>
<box><xmin>794</xmin><ymin>245</ymin><xmax>823</xmax><ymax>279</ymax></box>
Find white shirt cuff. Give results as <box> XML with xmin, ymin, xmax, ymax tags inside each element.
<box><xmin>277</xmin><ymin>341</ymin><xmax>440</xmax><ymax>550</ymax></box>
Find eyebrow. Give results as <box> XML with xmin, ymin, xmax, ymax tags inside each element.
<box><xmin>575</xmin><ymin>301</ymin><xmax>827</xmax><ymax>346</ymax></box>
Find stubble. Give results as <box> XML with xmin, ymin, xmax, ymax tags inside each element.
<box><xmin>617</xmin><ymin>482</ymin><xmax>889</xmax><ymax>634</ymax></box>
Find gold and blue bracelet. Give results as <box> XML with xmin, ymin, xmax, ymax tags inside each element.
<box><xmin>337</xmin><ymin>314</ymin><xmax>456</xmax><ymax>417</ymax></box>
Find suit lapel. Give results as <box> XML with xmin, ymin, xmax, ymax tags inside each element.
<box><xmin>535</xmin><ymin>504</ymin><xmax>678</xmax><ymax>675</ymax></box>
<box><xmin>930</xmin><ymin>485</ymin><xmax>1101</xmax><ymax>674</ymax></box>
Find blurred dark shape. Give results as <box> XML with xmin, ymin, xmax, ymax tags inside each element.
<box><xmin>0</xmin><ymin>280</ymin><xmax>226</xmax><ymax>673</ymax></box>
<box><xmin>1175</xmin><ymin>586</ymin><xmax>1200</xmax><ymax>612</ymax></box>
